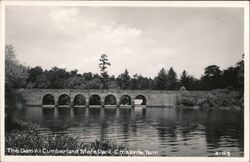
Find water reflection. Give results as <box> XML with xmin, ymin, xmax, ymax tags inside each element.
<box><xmin>42</xmin><ymin>108</ymin><xmax>55</xmax><ymax>125</ymax></box>
<box><xmin>13</xmin><ymin>106</ymin><xmax>244</xmax><ymax>156</ymax></box>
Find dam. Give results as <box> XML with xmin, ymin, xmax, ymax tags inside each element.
<box><xmin>17</xmin><ymin>89</ymin><xmax>185</xmax><ymax>107</ymax></box>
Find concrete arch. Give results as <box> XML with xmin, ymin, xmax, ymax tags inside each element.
<box><xmin>120</xmin><ymin>94</ymin><xmax>132</xmax><ymax>105</ymax></box>
<box><xmin>42</xmin><ymin>94</ymin><xmax>55</xmax><ymax>105</ymax></box>
<box><xmin>104</xmin><ymin>94</ymin><xmax>117</xmax><ymax>105</ymax></box>
<box><xmin>73</xmin><ymin>94</ymin><xmax>86</xmax><ymax>106</ymax></box>
<box><xmin>89</xmin><ymin>94</ymin><xmax>101</xmax><ymax>105</ymax></box>
<box><xmin>135</xmin><ymin>95</ymin><xmax>147</xmax><ymax>105</ymax></box>
<box><xmin>58</xmin><ymin>94</ymin><xmax>71</xmax><ymax>106</ymax></box>
<box><xmin>55</xmin><ymin>93</ymin><xmax>70</xmax><ymax>102</ymax></box>
<box><xmin>20</xmin><ymin>89</ymin><xmax>181</xmax><ymax>107</ymax></box>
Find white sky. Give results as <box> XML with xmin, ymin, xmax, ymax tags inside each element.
<box><xmin>6</xmin><ymin>6</ymin><xmax>244</xmax><ymax>78</ymax></box>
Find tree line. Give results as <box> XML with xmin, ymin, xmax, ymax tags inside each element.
<box><xmin>5</xmin><ymin>45</ymin><xmax>244</xmax><ymax>91</ymax></box>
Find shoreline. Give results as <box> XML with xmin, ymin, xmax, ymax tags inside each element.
<box><xmin>5</xmin><ymin>120</ymin><xmax>130</xmax><ymax>156</ymax></box>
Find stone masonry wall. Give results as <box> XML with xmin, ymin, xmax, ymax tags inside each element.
<box><xmin>17</xmin><ymin>89</ymin><xmax>212</xmax><ymax>107</ymax></box>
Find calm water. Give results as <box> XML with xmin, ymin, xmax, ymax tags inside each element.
<box><xmin>13</xmin><ymin>106</ymin><xmax>244</xmax><ymax>156</ymax></box>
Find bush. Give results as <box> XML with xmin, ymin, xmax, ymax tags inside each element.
<box><xmin>176</xmin><ymin>90</ymin><xmax>243</xmax><ymax>109</ymax></box>
<box><xmin>5</xmin><ymin>88</ymin><xmax>27</xmax><ymax>132</ymax></box>
<box><xmin>5</xmin><ymin>120</ymin><xmax>129</xmax><ymax>156</ymax></box>
<box><xmin>196</xmin><ymin>97</ymin><xmax>207</xmax><ymax>106</ymax></box>
<box><xmin>176</xmin><ymin>93</ymin><xmax>195</xmax><ymax>106</ymax></box>
<box><xmin>179</xmin><ymin>86</ymin><xmax>186</xmax><ymax>91</ymax></box>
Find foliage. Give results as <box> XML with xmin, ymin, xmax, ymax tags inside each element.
<box><xmin>64</xmin><ymin>76</ymin><xmax>86</xmax><ymax>89</ymax></box>
<box><xmin>166</xmin><ymin>67</ymin><xmax>178</xmax><ymax>90</ymax></box>
<box><xmin>117</xmin><ymin>69</ymin><xmax>131</xmax><ymax>90</ymax></box>
<box><xmin>47</xmin><ymin>67</ymin><xmax>70</xmax><ymax>89</ymax></box>
<box><xmin>180</xmin><ymin>70</ymin><xmax>194</xmax><ymax>90</ymax></box>
<box><xmin>130</xmin><ymin>74</ymin><xmax>154</xmax><ymax>90</ymax></box>
<box><xmin>222</xmin><ymin>67</ymin><xmax>239</xmax><ymax>90</ymax></box>
<box><xmin>85</xmin><ymin>77</ymin><xmax>102</xmax><ymax>89</ymax></box>
<box><xmin>176</xmin><ymin>89</ymin><xmax>243</xmax><ymax>109</ymax></box>
<box><xmin>6</xmin><ymin>45</ymin><xmax>245</xmax><ymax>91</ymax></box>
<box><xmin>154</xmin><ymin>68</ymin><xmax>168</xmax><ymax>90</ymax></box>
<box><xmin>27</xmin><ymin>66</ymin><xmax>43</xmax><ymax>83</ymax></box>
<box><xmin>201</xmin><ymin>65</ymin><xmax>223</xmax><ymax>90</ymax></box>
<box><xmin>99</xmin><ymin>54</ymin><xmax>111</xmax><ymax>89</ymax></box>
<box><xmin>179</xmin><ymin>86</ymin><xmax>186</xmax><ymax>91</ymax></box>
<box><xmin>154</xmin><ymin>67</ymin><xmax>179</xmax><ymax>90</ymax></box>
<box><xmin>5</xmin><ymin>45</ymin><xmax>28</xmax><ymax>130</ymax></box>
<box><xmin>5</xmin><ymin>45</ymin><xmax>28</xmax><ymax>89</ymax></box>
<box><xmin>6</xmin><ymin>120</ymin><xmax>129</xmax><ymax>156</ymax></box>
<box><xmin>236</xmin><ymin>54</ymin><xmax>244</xmax><ymax>89</ymax></box>
<box><xmin>108</xmin><ymin>76</ymin><xmax>119</xmax><ymax>89</ymax></box>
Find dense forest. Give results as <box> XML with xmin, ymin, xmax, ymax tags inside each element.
<box><xmin>5</xmin><ymin>45</ymin><xmax>244</xmax><ymax>91</ymax></box>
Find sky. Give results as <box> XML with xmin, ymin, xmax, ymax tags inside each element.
<box><xmin>5</xmin><ymin>6</ymin><xmax>244</xmax><ymax>78</ymax></box>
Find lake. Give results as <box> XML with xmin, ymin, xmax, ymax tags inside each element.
<box><xmin>13</xmin><ymin>106</ymin><xmax>244</xmax><ymax>156</ymax></box>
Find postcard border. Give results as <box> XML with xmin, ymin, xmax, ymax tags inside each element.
<box><xmin>0</xmin><ymin>1</ymin><xmax>249</xmax><ymax>162</ymax></box>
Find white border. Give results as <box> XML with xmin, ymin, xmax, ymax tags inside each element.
<box><xmin>0</xmin><ymin>1</ymin><xmax>249</xmax><ymax>162</ymax></box>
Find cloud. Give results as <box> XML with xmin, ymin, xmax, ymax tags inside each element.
<box><xmin>87</xmin><ymin>23</ymin><xmax>141</xmax><ymax>46</ymax></box>
<box><xmin>49</xmin><ymin>8</ymin><xmax>79</xmax><ymax>24</ymax></box>
<box><xmin>48</xmin><ymin>8</ymin><xmax>142</xmax><ymax>51</ymax></box>
<box><xmin>6</xmin><ymin>6</ymin><xmax>243</xmax><ymax>78</ymax></box>
<box><xmin>49</xmin><ymin>8</ymin><xmax>83</xmax><ymax>32</ymax></box>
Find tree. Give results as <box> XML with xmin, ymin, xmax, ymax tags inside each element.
<box><xmin>130</xmin><ymin>74</ymin><xmax>139</xmax><ymax>90</ymax></box>
<box><xmin>5</xmin><ymin>45</ymin><xmax>28</xmax><ymax>130</ymax></box>
<box><xmin>5</xmin><ymin>45</ymin><xmax>28</xmax><ymax>89</ymax></box>
<box><xmin>117</xmin><ymin>69</ymin><xmax>131</xmax><ymax>89</ymax></box>
<box><xmin>130</xmin><ymin>74</ymin><xmax>154</xmax><ymax>90</ymax></box>
<box><xmin>27</xmin><ymin>66</ymin><xmax>43</xmax><ymax>83</ymax></box>
<box><xmin>235</xmin><ymin>54</ymin><xmax>244</xmax><ymax>107</ymax></box>
<box><xmin>64</xmin><ymin>76</ymin><xmax>86</xmax><ymax>89</ymax></box>
<box><xmin>107</xmin><ymin>75</ymin><xmax>119</xmax><ymax>89</ymax></box>
<box><xmin>35</xmin><ymin>74</ymin><xmax>51</xmax><ymax>88</ymax></box>
<box><xmin>189</xmin><ymin>78</ymin><xmax>202</xmax><ymax>90</ymax></box>
<box><xmin>222</xmin><ymin>67</ymin><xmax>238</xmax><ymax>89</ymax></box>
<box><xmin>154</xmin><ymin>68</ymin><xmax>168</xmax><ymax>90</ymax></box>
<box><xmin>201</xmin><ymin>65</ymin><xmax>222</xmax><ymax>90</ymax></box>
<box><xmin>85</xmin><ymin>78</ymin><xmax>102</xmax><ymax>89</ymax></box>
<box><xmin>236</xmin><ymin>54</ymin><xmax>244</xmax><ymax>89</ymax></box>
<box><xmin>204</xmin><ymin>65</ymin><xmax>221</xmax><ymax>77</ymax></box>
<box><xmin>99</xmin><ymin>54</ymin><xmax>111</xmax><ymax>89</ymax></box>
<box><xmin>69</xmin><ymin>69</ymin><xmax>78</xmax><ymax>77</ymax></box>
<box><xmin>46</xmin><ymin>67</ymin><xmax>69</xmax><ymax>89</ymax></box>
<box><xmin>166</xmin><ymin>67</ymin><xmax>178</xmax><ymax>90</ymax></box>
<box><xmin>82</xmin><ymin>72</ymin><xmax>93</xmax><ymax>81</ymax></box>
<box><xmin>180</xmin><ymin>70</ymin><xmax>194</xmax><ymax>90</ymax></box>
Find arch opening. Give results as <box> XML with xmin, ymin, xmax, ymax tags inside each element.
<box><xmin>58</xmin><ymin>94</ymin><xmax>71</xmax><ymax>105</ymax></box>
<box><xmin>73</xmin><ymin>94</ymin><xmax>86</xmax><ymax>106</ymax></box>
<box><xmin>104</xmin><ymin>95</ymin><xmax>117</xmax><ymax>105</ymax></box>
<box><xmin>42</xmin><ymin>94</ymin><xmax>55</xmax><ymax>105</ymax></box>
<box><xmin>120</xmin><ymin>95</ymin><xmax>131</xmax><ymax>105</ymax></box>
<box><xmin>89</xmin><ymin>94</ymin><xmax>101</xmax><ymax>105</ymax></box>
<box><xmin>135</xmin><ymin>95</ymin><xmax>146</xmax><ymax>105</ymax></box>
